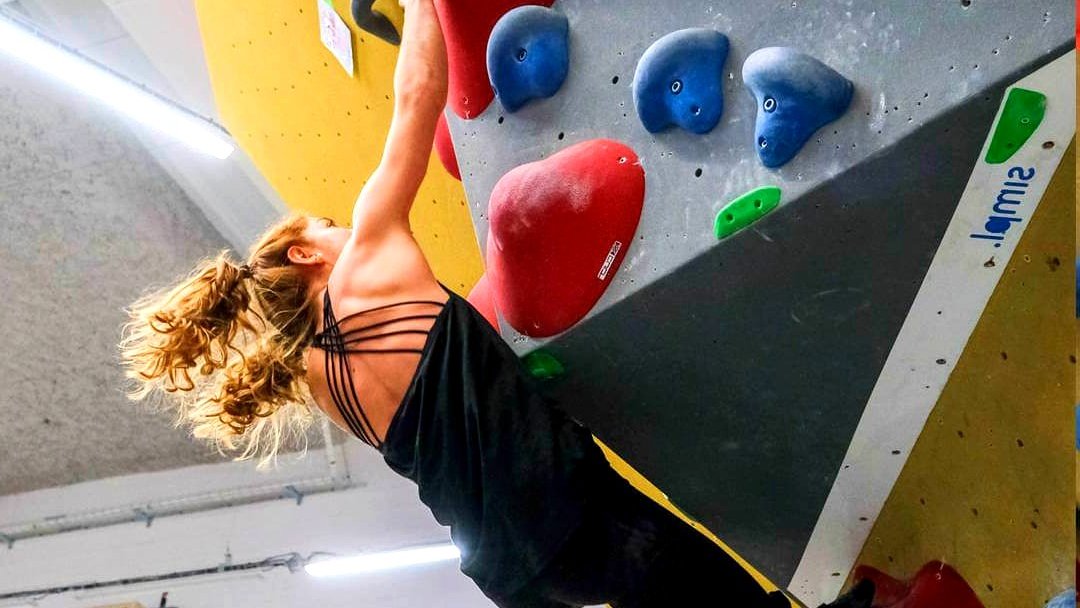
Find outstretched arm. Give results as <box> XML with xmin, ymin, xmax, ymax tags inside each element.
<box><xmin>350</xmin><ymin>0</ymin><xmax>447</xmax><ymax>243</ymax></box>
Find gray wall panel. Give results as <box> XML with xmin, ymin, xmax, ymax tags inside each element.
<box><xmin>536</xmin><ymin>68</ymin><xmax>1053</xmax><ymax>581</ymax></box>
<box><xmin>449</xmin><ymin>0</ymin><xmax>1074</xmax><ymax>352</ymax></box>
<box><xmin>446</xmin><ymin>0</ymin><xmax>1074</xmax><ymax>583</ymax></box>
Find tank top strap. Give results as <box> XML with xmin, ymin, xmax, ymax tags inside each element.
<box><xmin>311</xmin><ymin>286</ymin><xmax>452</xmax><ymax>448</ymax></box>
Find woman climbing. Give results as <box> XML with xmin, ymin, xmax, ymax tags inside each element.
<box><xmin>120</xmin><ymin>1</ymin><xmax>873</xmax><ymax>606</ymax></box>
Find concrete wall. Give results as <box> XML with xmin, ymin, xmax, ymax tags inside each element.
<box><xmin>0</xmin><ymin>45</ymin><xmax>234</xmax><ymax>495</ymax></box>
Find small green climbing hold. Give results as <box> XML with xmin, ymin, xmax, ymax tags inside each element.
<box><xmin>523</xmin><ymin>350</ymin><xmax>565</xmax><ymax>379</ymax></box>
<box><xmin>714</xmin><ymin>185</ymin><xmax>781</xmax><ymax>240</ymax></box>
<box><xmin>985</xmin><ymin>87</ymin><xmax>1046</xmax><ymax>164</ymax></box>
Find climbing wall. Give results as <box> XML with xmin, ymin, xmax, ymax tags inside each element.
<box><xmin>439</xmin><ymin>0</ymin><xmax>1076</xmax><ymax>604</ymax></box>
<box><xmin>192</xmin><ymin>0</ymin><xmax>482</xmax><ymax>293</ymax></box>
<box><xmin>190</xmin><ymin>0</ymin><xmax>1076</xmax><ymax>605</ymax></box>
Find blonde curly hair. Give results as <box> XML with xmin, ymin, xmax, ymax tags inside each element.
<box><xmin>119</xmin><ymin>214</ymin><xmax>324</xmax><ymax>468</ymax></box>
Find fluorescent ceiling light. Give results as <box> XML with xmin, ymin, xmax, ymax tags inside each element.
<box><xmin>305</xmin><ymin>543</ymin><xmax>461</xmax><ymax>578</ymax></box>
<box><xmin>0</xmin><ymin>15</ymin><xmax>235</xmax><ymax>159</ymax></box>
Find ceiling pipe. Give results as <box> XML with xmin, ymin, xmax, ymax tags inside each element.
<box><xmin>0</xmin><ymin>552</ymin><xmax>304</xmax><ymax>603</ymax></box>
<box><xmin>0</xmin><ymin>475</ymin><xmax>358</xmax><ymax>547</ymax></box>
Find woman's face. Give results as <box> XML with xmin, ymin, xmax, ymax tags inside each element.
<box><xmin>301</xmin><ymin>216</ymin><xmax>351</xmax><ymax>266</ymax></box>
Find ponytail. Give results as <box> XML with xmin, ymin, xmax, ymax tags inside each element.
<box><xmin>120</xmin><ymin>215</ymin><xmax>320</xmax><ymax>467</ymax></box>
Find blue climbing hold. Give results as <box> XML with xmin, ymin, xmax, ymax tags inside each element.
<box><xmin>487</xmin><ymin>6</ymin><xmax>569</xmax><ymax>113</ymax></box>
<box><xmin>633</xmin><ymin>29</ymin><xmax>729</xmax><ymax>135</ymax></box>
<box><xmin>742</xmin><ymin>47</ymin><xmax>854</xmax><ymax>168</ymax></box>
<box><xmin>1045</xmin><ymin>588</ymin><xmax>1076</xmax><ymax>608</ymax></box>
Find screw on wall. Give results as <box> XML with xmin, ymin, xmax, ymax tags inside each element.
<box><xmin>133</xmin><ymin>507</ymin><xmax>155</xmax><ymax>528</ymax></box>
<box><xmin>283</xmin><ymin>484</ymin><xmax>305</xmax><ymax>505</ymax></box>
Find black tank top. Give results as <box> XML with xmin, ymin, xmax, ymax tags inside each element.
<box><xmin>312</xmin><ymin>284</ymin><xmax>609</xmax><ymax>597</ymax></box>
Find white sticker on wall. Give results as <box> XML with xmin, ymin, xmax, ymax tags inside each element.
<box><xmin>598</xmin><ymin>241</ymin><xmax>622</xmax><ymax>280</ymax></box>
<box><xmin>318</xmin><ymin>0</ymin><xmax>354</xmax><ymax>77</ymax></box>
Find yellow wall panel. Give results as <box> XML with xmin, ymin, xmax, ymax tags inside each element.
<box><xmin>595</xmin><ymin>439</ymin><xmax>795</xmax><ymax>605</ymax></box>
<box><xmin>193</xmin><ymin>0</ymin><xmax>483</xmax><ymax>293</ymax></box>
<box><xmin>855</xmin><ymin>144</ymin><xmax>1076</xmax><ymax>608</ymax></box>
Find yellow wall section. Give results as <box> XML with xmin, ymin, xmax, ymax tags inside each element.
<box><xmin>595</xmin><ymin>440</ymin><xmax>797</xmax><ymax>606</ymax></box>
<box><xmin>855</xmin><ymin>144</ymin><xmax>1076</xmax><ymax>607</ymax></box>
<box><xmin>193</xmin><ymin>0</ymin><xmax>483</xmax><ymax>294</ymax></box>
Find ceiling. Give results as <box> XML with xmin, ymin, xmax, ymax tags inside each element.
<box><xmin>0</xmin><ymin>0</ymin><xmax>295</xmax><ymax>495</ymax></box>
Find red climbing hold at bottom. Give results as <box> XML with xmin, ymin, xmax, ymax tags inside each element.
<box><xmin>434</xmin><ymin>113</ymin><xmax>461</xmax><ymax>180</ymax></box>
<box><xmin>853</xmin><ymin>561</ymin><xmax>984</xmax><ymax>608</ymax></box>
<box><xmin>467</xmin><ymin>272</ymin><xmax>499</xmax><ymax>330</ymax></box>
<box><xmin>486</xmin><ymin>139</ymin><xmax>645</xmax><ymax>338</ymax></box>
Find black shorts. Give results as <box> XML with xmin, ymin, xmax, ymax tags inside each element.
<box><xmin>487</xmin><ymin>472</ymin><xmax>792</xmax><ymax>608</ymax></box>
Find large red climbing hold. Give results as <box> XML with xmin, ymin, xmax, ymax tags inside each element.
<box><xmin>486</xmin><ymin>139</ymin><xmax>645</xmax><ymax>338</ymax></box>
<box><xmin>467</xmin><ymin>272</ymin><xmax>499</xmax><ymax>330</ymax></box>
<box><xmin>853</xmin><ymin>561</ymin><xmax>984</xmax><ymax>608</ymax></box>
<box><xmin>434</xmin><ymin>0</ymin><xmax>555</xmax><ymax>119</ymax></box>
<box><xmin>434</xmin><ymin>113</ymin><xmax>461</xmax><ymax>180</ymax></box>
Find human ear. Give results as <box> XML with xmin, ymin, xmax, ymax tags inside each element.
<box><xmin>287</xmin><ymin>244</ymin><xmax>320</xmax><ymax>266</ymax></box>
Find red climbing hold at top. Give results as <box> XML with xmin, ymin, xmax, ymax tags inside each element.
<box><xmin>486</xmin><ymin>139</ymin><xmax>645</xmax><ymax>338</ymax></box>
<box><xmin>434</xmin><ymin>0</ymin><xmax>555</xmax><ymax>119</ymax></box>
<box><xmin>434</xmin><ymin>112</ymin><xmax>461</xmax><ymax>180</ymax></box>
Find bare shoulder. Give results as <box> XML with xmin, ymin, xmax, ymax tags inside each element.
<box><xmin>330</xmin><ymin>226</ymin><xmax>447</xmax><ymax>311</ymax></box>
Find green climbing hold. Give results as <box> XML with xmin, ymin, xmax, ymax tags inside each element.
<box><xmin>714</xmin><ymin>185</ymin><xmax>781</xmax><ymax>240</ymax></box>
<box><xmin>985</xmin><ymin>87</ymin><xmax>1046</xmax><ymax>164</ymax></box>
<box><xmin>523</xmin><ymin>350</ymin><xmax>565</xmax><ymax>379</ymax></box>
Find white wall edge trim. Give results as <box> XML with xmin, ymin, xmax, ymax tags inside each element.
<box><xmin>789</xmin><ymin>50</ymin><xmax>1076</xmax><ymax>605</ymax></box>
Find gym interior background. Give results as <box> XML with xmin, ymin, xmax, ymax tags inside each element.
<box><xmin>0</xmin><ymin>1</ymin><xmax>1075</xmax><ymax>607</ymax></box>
